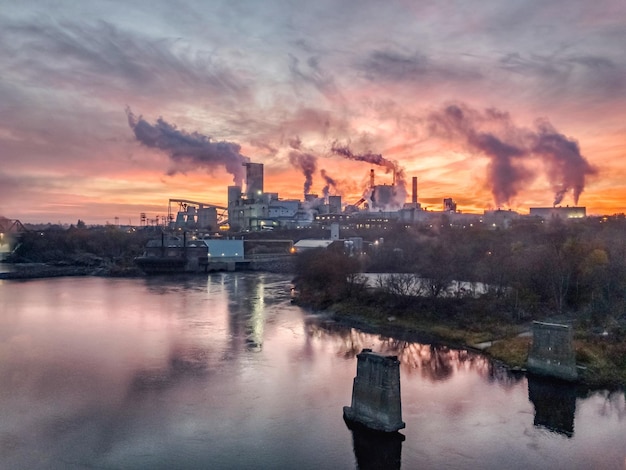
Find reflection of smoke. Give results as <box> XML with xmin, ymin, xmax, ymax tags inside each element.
<box><xmin>428</xmin><ymin>104</ymin><xmax>596</xmax><ymax>207</ymax></box>
<box><xmin>126</xmin><ymin>108</ymin><xmax>249</xmax><ymax>186</ymax></box>
<box><xmin>321</xmin><ymin>169</ymin><xmax>338</xmax><ymax>198</ymax></box>
<box><xmin>331</xmin><ymin>142</ymin><xmax>407</xmax><ymax>210</ymax></box>
<box><xmin>289</xmin><ymin>151</ymin><xmax>317</xmax><ymax>195</ymax></box>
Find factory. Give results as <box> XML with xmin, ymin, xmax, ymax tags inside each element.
<box><xmin>161</xmin><ymin>161</ymin><xmax>587</xmax><ymax>233</ymax></box>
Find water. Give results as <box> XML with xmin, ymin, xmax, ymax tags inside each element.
<box><xmin>0</xmin><ymin>274</ymin><xmax>624</xmax><ymax>469</ymax></box>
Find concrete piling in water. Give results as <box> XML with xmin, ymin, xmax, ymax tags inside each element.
<box><xmin>527</xmin><ymin>321</ymin><xmax>578</xmax><ymax>381</ymax></box>
<box><xmin>343</xmin><ymin>349</ymin><xmax>405</xmax><ymax>432</ymax></box>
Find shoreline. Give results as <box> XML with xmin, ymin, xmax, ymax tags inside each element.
<box><xmin>0</xmin><ymin>263</ymin><xmax>143</xmax><ymax>280</ymax></box>
<box><xmin>3</xmin><ymin>264</ymin><xmax>623</xmax><ymax>391</ymax></box>
<box><xmin>301</xmin><ymin>299</ymin><xmax>625</xmax><ymax>392</ymax></box>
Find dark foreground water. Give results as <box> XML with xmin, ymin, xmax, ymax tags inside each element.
<box><xmin>0</xmin><ymin>273</ymin><xmax>624</xmax><ymax>469</ymax></box>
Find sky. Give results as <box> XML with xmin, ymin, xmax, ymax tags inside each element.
<box><xmin>1</xmin><ymin>0</ymin><xmax>625</xmax><ymax>224</ymax></box>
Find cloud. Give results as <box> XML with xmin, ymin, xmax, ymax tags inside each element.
<box><xmin>358</xmin><ymin>49</ymin><xmax>482</xmax><ymax>83</ymax></box>
<box><xmin>288</xmin><ymin>53</ymin><xmax>342</xmax><ymax>100</ymax></box>
<box><xmin>499</xmin><ymin>51</ymin><xmax>626</xmax><ymax>99</ymax></box>
<box><xmin>1</xmin><ymin>18</ymin><xmax>250</xmax><ymax>104</ymax></box>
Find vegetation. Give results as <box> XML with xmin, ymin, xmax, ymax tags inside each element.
<box><xmin>5</xmin><ymin>215</ymin><xmax>626</xmax><ymax>387</ymax></box>
<box><xmin>6</xmin><ymin>223</ymin><xmax>154</xmax><ymax>275</ymax></box>
<box><xmin>293</xmin><ymin>216</ymin><xmax>626</xmax><ymax>389</ymax></box>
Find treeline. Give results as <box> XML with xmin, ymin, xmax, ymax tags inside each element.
<box><xmin>9</xmin><ymin>224</ymin><xmax>154</xmax><ymax>271</ymax></box>
<box><xmin>295</xmin><ymin>216</ymin><xmax>626</xmax><ymax>331</ymax></box>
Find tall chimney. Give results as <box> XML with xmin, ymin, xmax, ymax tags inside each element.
<box><xmin>412</xmin><ymin>177</ymin><xmax>418</xmax><ymax>204</ymax></box>
<box><xmin>370</xmin><ymin>169</ymin><xmax>375</xmax><ymax>188</ymax></box>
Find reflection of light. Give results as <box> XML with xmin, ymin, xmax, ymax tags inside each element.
<box><xmin>246</xmin><ymin>277</ymin><xmax>265</xmax><ymax>352</ymax></box>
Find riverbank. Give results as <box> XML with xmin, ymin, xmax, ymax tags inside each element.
<box><xmin>4</xmin><ymin>263</ymin><xmax>623</xmax><ymax>390</ymax></box>
<box><xmin>300</xmin><ymin>296</ymin><xmax>626</xmax><ymax>391</ymax></box>
<box><xmin>0</xmin><ymin>262</ymin><xmax>143</xmax><ymax>279</ymax></box>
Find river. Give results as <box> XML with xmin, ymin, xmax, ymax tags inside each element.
<box><xmin>0</xmin><ymin>273</ymin><xmax>624</xmax><ymax>469</ymax></box>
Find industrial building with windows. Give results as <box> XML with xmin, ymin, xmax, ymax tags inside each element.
<box><xmin>161</xmin><ymin>161</ymin><xmax>588</xmax><ymax>233</ymax></box>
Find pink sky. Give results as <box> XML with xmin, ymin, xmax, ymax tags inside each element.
<box><xmin>1</xmin><ymin>1</ymin><xmax>625</xmax><ymax>224</ymax></box>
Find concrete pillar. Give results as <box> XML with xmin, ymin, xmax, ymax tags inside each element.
<box><xmin>343</xmin><ymin>349</ymin><xmax>405</xmax><ymax>432</ymax></box>
<box><xmin>527</xmin><ymin>321</ymin><xmax>578</xmax><ymax>381</ymax></box>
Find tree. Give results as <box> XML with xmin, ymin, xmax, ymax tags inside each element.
<box><xmin>294</xmin><ymin>247</ymin><xmax>361</xmax><ymax>306</ymax></box>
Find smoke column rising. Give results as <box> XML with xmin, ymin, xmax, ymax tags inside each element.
<box><xmin>531</xmin><ymin>120</ymin><xmax>597</xmax><ymax>205</ymax></box>
<box><xmin>126</xmin><ymin>108</ymin><xmax>249</xmax><ymax>186</ymax></box>
<box><xmin>288</xmin><ymin>152</ymin><xmax>317</xmax><ymax>195</ymax></box>
<box><xmin>428</xmin><ymin>103</ymin><xmax>595</xmax><ymax>207</ymax></box>
<box><xmin>320</xmin><ymin>169</ymin><xmax>338</xmax><ymax>198</ymax></box>
<box><xmin>331</xmin><ymin>142</ymin><xmax>407</xmax><ymax>210</ymax></box>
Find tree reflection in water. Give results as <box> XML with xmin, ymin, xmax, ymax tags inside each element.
<box><xmin>305</xmin><ymin>318</ymin><xmax>523</xmax><ymax>387</ymax></box>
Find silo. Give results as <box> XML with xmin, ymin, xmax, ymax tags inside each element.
<box><xmin>198</xmin><ymin>207</ymin><xmax>218</xmax><ymax>230</ymax></box>
<box><xmin>328</xmin><ymin>195</ymin><xmax>342</xmax><ymax>213</ymax></box>
<box><xmin>244</xmin><ymin>163</ymin><xmax>264</xmax><ymax>200</ymax></box>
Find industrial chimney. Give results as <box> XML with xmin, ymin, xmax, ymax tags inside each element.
<box><xmin>412</xmin><ymin>177</ymin><xmax>418</xmax><ymax>204</ymax></box>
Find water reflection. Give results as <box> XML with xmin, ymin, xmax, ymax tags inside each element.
<box><xmin>131</xmin><ymin>344</ymin><xmax>211</xmax><ymax>393</ymax></box>
<box><xmin>345</xmin><ymin>418</ymin><xmax>404</xmax><ymax>470</ymax></box>
<box><xmin>306</xmin><ymin>319</ymin><xmax>523</xmax><ymax>387</ymax></box>
<box><xmin>527</xmin><ymin>376</ymin><xmax>578</xmax><ymax>437</ymax></box>
<box><xmin>2</xmin><ymin>275</ymin><xmax>626</xmax><ymax>469</ymax></box>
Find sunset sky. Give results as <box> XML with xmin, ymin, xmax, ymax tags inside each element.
<box><xmin>1</xmin><ymin>0</ymin><xmax>625</xmax><ymax>224</ymax></box>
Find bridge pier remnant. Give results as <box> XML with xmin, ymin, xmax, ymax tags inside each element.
<box><xmin>343</xmin><ymin>349</ymin><xmax>405</xmax><ymax>432</ymax></box>
<box><xmin>527</xmin><ymin>321</ymin><xmax>578</xmax><ymax>381</ymax></box>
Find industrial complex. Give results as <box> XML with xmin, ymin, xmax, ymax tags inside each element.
<box><xmin>159</xmin><ymin>161</ymin><xmax>587</xmax><ymax>234</ymax></box>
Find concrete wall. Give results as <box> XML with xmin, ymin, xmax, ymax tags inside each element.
<box><xmin>527</xmin><ymin>321</ymin><xmax>578</xmax><ymax>381</ymax></box>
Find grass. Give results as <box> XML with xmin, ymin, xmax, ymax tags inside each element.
<box><xmin>304</xmin><ymin>292</ymin><xmax>626</xmax><ymax>390</ymax></box>
<box><xmin>485</xmin><ymin>336</ymin><xmax>532</xmax><ymax>368</ymax></box>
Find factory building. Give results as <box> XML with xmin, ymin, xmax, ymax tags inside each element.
<box><xmin>169</xmin><ymin>199</ymin><xmax>221</xmax><ymax>231</ymax></box>
<box><xmin>161</xmin><ymin>160</ymin><xmax>590</xmax><ymax>234</ymax></box>
<box><xmin>530</xmin><ymin>207</ymin><xmax>587</xmax><ymax>220</ymax></box>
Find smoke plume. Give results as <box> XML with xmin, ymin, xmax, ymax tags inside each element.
<box><xmin>331</xmin><ymin>142</ymin><xmax>407</xmax><ymax>210</ymax></box>
<box><xmin>288</xmin><ymin>151</ymin><xmax>318</xmax><ymax>195</ymax></box>
<box><xmin>531</xmin><ymin>120</ymin><xmax>597</xmax><ymax>205</ymax></box>
<box><xmin>126</xmin><ymin>108</ymin><xmax>249</xmax><ymax>186</ymax></box>
<box><xmin>428</xmin><ymin>103</ymin><xmax>596</xmax><ymax>207</ymax></box>
<box><xmin>331</xmin><ymin>142</ymin><xmax>396</xmax><ymax>171</ymax></box>
<box><xmin>320</xmin><ymin>169</ymin><xmax>338</xmax><ymax>198</ymax></box>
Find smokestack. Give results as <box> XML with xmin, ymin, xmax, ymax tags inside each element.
<box><xmin>370</xmin><ymin>169</ymin><xmax>375</xmax><ymax>188</ymax></box>
<box><xmin>412</xmin><ymin>177</ymin><xmax>418</xmax><ymax>204</ymax></box>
